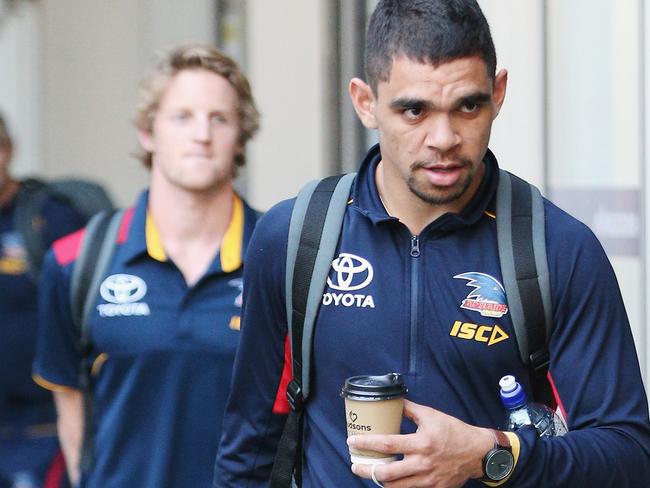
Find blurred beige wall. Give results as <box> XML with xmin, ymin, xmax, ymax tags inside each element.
<box><xmin>40</xmin><ymin>0</ymin><xmax>217</xmax><ymax>206</ymax></box>
<box><xmin>245</xmin><ymin>0</ymin><xmax>328</xmax><ymax>210</ymax></box>
<box><xmin>0</xmin><ymin>2</ymin><xmax>41</xmax><ymax>177</ymax></box>
<box><xmin>2</xmin><ymin>1</ymin><xmax>544</xmax><ymax>206</ymax></box>
<box><xmin>0</xmin><ymin>1</ymin><xmax>647</xmax><ymax>383</ymax></box>
<box><xmin>479</xmin><ymin>0</ymin><xmax>545</xmax><ymax>190</ymax></box>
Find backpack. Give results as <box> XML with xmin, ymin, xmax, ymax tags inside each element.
<box><xmin>270</xmin><ymin>170</ymin><xmax>553</xmax><ymax>487</ymax></box>
<box><xmin>69</xmin><ymin>208</ymin><xmax>125</xmax><ymax>472</ymax></box>
<box><xmin>14</xmin><ymin>178</ymin><xmax>114</xmax><ymax>279</ymax></box>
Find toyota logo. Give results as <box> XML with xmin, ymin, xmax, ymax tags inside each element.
<box><xmin>100</xmin><ymin>274</ymin><xmax>148</xmax><ymax>304</ymax></box>
<box><xmin>326</xmin><ymin>253</ymin><xmax>374</xmax><ymax>291</ymax></box>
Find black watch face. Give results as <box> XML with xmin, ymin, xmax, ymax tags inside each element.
<box><xmin>486</xmin><ymin>449</ymin><xmax>514</xmax><ymax>481</ymax></box>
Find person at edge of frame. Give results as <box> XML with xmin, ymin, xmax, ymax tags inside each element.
<box><xmin>214</xmin><ymin>1</ymin><xmax>650</xmax><ymax>487</ymax></box>
<box><xmin>32</xmin><ymin>43</ymin><xmax>260</xmax><ymax>488</ymax></box>
<box><xmin>0</xmin><ymin>112</ymin><xmax>84</xmax><ymax>488</ymax></box>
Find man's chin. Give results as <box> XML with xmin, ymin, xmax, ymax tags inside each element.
<box><xmin>408</xmin><ymin>179</ymin><xmax>469</xmax><ymax>206</ymax></box>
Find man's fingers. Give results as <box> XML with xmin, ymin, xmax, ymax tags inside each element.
<box><xmin>352</xmin><ymin>461</ymin><xmax>449</xmax><ymax>488</ymax></box>
<box><xmin>404</xmin><ymin>399</ymin><xmax>435</xmax><ymax>425</ymax></box>
<box><xmin>348</xmin><ymin>432</ymin><xmax>419</xmax><ymax>454</ymax></box>
<box><xmin>351</xmin><ymin>459</ymin><xmax>407</xmax><ymax>483</ymax></box>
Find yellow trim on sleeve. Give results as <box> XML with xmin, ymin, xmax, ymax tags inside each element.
<box><xmin>91</xmin><ymin>353</ymin><xmax>109</xmax><ymax>376</ymax></box>
<box><xmin>32</xmin><ymin>374</ymin><xmax>79</xmax><ymax>393</ymax></box>
<box><xmin>484</xmin><ymin>210</ymin><xmax>496</xmax><ymax>219</ymax></box>
<box><xmin>229</xmin><ymin>315</ymin><xmax>241</xmax><ymax>330</ymax></box>
<box><xmin>482</xmin><ymin>432</ymin><xmax>521</xmax><ymax>487</ymax></box>
<box><xmin>220</xmin><ymin>195</ymin><xmax>244</xmax><ymax>273</ymax></box>
<box><xmin>146</xmin><ymin>210</ymin><xmax>167</xmax><ymax>262</ymax></box>
<box><xmin>505</xmin><ymin>431</ymin><xmax>521</xmax><ymax>465</ymax></box>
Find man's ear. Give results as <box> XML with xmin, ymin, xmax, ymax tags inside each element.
<box><xmin>0</xmin><ymin>145</ymin><xmax>12</xmax><ymax>166</ymax></box>
<box><xmin>492</xmin><ymin>69</ymin><xmax>508</xmax><ymax>119</ymax></box>
<box><xmin>349</xmin><ymin>77</ymin><xmax>378</xmax><ymax>129</ymax></box>
<box><xmin>137</xmin><ymin>129</ymin><xmax>155</xmax><ymax>153</ymax></box>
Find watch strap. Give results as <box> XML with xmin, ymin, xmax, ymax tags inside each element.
<box><xmin>492</xmin><ymin>429</ymin><xmax>512</xmax><ymax>451</ymax></box>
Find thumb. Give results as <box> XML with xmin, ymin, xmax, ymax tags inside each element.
<box><xmin>402</xmin><ymin>399</ymin><xmax>433</xmax><ymax>425</ymax></box>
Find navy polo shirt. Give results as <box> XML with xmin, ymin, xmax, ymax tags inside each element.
<box><xmin>0</xmin><ymin>187</ymin><xmax>84</xmax><ymax>431</ymax></box>
<box><xmin>33</xmin><ymin>190</ymin><xmax>258</xmax><ymax>488</ymax></box>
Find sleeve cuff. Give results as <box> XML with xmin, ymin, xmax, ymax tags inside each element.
<box><xmin>32</xmin><ymin>373</ymin><xmax>80</xmax><ymax>393</ymax></box>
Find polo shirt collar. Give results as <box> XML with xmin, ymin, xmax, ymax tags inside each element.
<box><xmin>120</xmin><ymin>189</ymin><xmax>249</xmax><ymax>274</ymax></box>
<box><xmin>351</xmin><ymin>143</ymin><xmax>499</xmax><ymax>230</ymax></box>
<box><xmin>119</xmin><ymin>190</ymin><xmax>151</xmax><ymax>264</ymax></box>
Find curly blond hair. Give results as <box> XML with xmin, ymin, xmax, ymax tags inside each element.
<box><xmin>135</xmin><ymin>44</ymin><xmax>260</xmax><ymax>169</ymax></box>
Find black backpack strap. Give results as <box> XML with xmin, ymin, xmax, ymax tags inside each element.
<box><xmin>496</xmin><ymin>169</ymin><xmax>553</xmax><ymax>404</ymax></box>
<box><xmin>270</xmin><ymin>173</ymin><xmax>356</xmax><ymax>488</ymax></box>
<box><xmin>48</xmin><ymin>179</ymin><xmax>114</xmax><ymax>219</ymax></box>
<box><xmin>69</xmin><ymin>208</ymin><xmax>124</xmax><ymax>473</ymax></box>
<box><xmin>14</xmin><ymin>178</ymin><xmax>50</xmax><ymax>279</ymax></box>
<box><xmin>14</xmin><ymin>178</ymin><xmax>114</xmax><ymax>280</ymax></box>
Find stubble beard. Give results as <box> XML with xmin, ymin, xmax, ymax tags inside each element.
<box><xmin>406</xmin><ymin>158</ymin><xmax>475</xmax><ymax>205</ymax></box>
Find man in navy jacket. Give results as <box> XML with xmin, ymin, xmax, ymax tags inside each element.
<box><xmin>0</xmin><ymin>112</ymin><xmax>84</xmax><ymax>488</ymax></box>
<box><xmin>215</xmin><ymin>1</ymin><xmax>650</xmax><ymax>486</ymax></box>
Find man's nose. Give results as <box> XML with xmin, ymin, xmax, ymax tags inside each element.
<box><xmin>193</xmin><ymin>116</ymin><xmax>212</xmax><ymax>142</ymax></box>
<box><xmin>423</xmin><ymin>115</ymin><xmax>461</xmax><ymax>153</ymax></box>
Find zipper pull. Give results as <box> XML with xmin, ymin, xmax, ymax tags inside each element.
<box><xmin>410</xmin><ymin>235</ymin><xmax>420</xmax><ymax>257</ymax></box>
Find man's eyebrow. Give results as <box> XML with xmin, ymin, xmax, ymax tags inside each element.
<box><xmin>389</xmin><ymin>98</ymin><xmax>435</xmax><ymax>111</ymax></box>
<box><xmin>389</xmin><ymin>92</ymin><xmax>492</xmax><ymax>111</ymax></box>
<box><xmin>457</xmin><ymin>92</ymin><xmax>492</xmax><ymax>106</ymax></box>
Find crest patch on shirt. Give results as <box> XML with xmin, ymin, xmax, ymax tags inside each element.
<box><xmin>0</xmin><ymin>231</ymin><xmax>28</xmax><ymax>275</ymax></box>
<box><xmin>453</xmin><ymin>272</ymin><xmax>508</xmax><ymax>318</ymax></box>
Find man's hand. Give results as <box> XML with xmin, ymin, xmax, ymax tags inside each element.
<box><xmin>348</xmin><ymin>399</ymin><xmax>494</xmax><ymax>488</ymax></box>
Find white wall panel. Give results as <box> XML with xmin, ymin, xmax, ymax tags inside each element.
<box><xmin>0</xmin><ymin>2</ymin><xmax>41</xmax><ymax>177</ymax></box>
<box><xmin>40</xmin><ymin>0</ymin><xmax>217</xmax><ymax>206</ymax></box>
<box><xmin>245</xmin><ymin>0</ymin><xmax>328</xmax><ymax>210</ymax></box>
<box><xmin>479</xmin><ymin>0</ymin><xmax>546</xmax><ymax>189</ymax></box>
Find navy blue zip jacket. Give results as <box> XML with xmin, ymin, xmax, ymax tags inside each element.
<box><xmin>215</xmin><ymin>145</ymin><xmax>650</xmax><ymax>487</ymax></box>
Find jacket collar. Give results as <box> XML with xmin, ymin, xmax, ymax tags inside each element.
<box><xmin>350</xmin><ymin>143</ymin><xmax>499</xmax><ymax>232</ymax></box>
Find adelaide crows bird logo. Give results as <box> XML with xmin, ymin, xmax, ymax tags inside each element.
<box><xmin>453</xmin><ymin>272</ymin><xmax>509</xmax><ymax>318</ymax></box>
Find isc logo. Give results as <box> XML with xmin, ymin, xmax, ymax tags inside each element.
<box><xmin>449</xmin><ymin>320</ymin><xmax>509</xmax><ymax>346</ymax></box>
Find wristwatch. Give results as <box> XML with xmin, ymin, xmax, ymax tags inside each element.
<box><xmin>481</xmin><ymin>429</ymin><xmax>514</xmax><ymax>482</ymax></box>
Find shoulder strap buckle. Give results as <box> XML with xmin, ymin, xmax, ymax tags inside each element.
<box><xmin>529</xmin><ymin>349</ymin><xmax>550</xmax><ymax>378</ymax></box>
<box><xmin>286</xmin><ymin>379</ymin><xmax>304</xmax><ymax>413</ymax></box>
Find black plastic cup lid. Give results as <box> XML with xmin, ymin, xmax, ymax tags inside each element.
<box><xmin>341</xmin><ymin>373</ymin><xmax>407</xmax><ymax>401</ymax></box>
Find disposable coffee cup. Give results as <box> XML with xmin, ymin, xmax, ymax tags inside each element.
<box><xmin>341</xmin><ymin>373</ymin><xmax>407</xmax><ymax>464</ymax></box>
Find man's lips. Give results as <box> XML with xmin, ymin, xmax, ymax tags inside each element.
<box><xmin>417</xmin><ymin>163</ymin><xmax>465</xmax><ymax>187</ymax></box>
<box><xmin>185</xmin><ymin>153</ymin><xmax>213</xmax><ymax>159</ymax></box>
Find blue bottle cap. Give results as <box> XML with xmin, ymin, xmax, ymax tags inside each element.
<box><xmin>499</xmin><ymin>375</ymin><xmax>528</xmax><ymax>409</ymax></box>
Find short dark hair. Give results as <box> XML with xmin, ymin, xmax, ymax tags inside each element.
<box><xmin>365</xmin><ymin>0</ymin><xmax>497</xmax><ymax>93</ymax></box>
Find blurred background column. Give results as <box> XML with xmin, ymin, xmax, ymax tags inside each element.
<box><xmin>244</xmin><ymin>0</ymin><xmax>329</xmax><ymax>209</ymax></box>
<box><xmin>479</xmin><ymin>0</ymin><xmax>546</xmax><ymax>189</ymax></box>
<box><xmin>0</xmin><ymin>0</ymin><xmax>41</xmax><ymax>176</ymax></box>
<box><xmin>546</xmin><ymin>0</ymin><xmax>646</xmax><ymax>382</ymax></box>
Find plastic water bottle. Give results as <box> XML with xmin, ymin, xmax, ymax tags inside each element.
<box><xmin>499</xmin><ymin>375</ymin><xmax>567</xmax><ymax>437</ymax></box>
<box><xmin>11</xmin><ymin>472</ymin><xmax>38</xmax><ymax>488</ymax></box>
